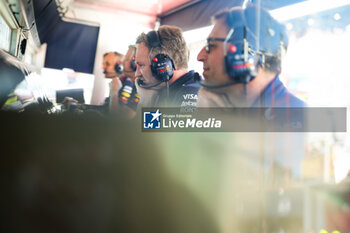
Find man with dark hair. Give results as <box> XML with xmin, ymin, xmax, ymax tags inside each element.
<box><xmin>196</xmin><ymin>5</ymin><xmax>304</xmax><ymax>108</ymax></box>
<box><xmin>194</xmin><ymin>7</ymin><xmax>306</xmax><ymax>227</ymax></box>
<box><xmin>135</xmin><ymin>25</ymin><xmax>199</xmax><ymax>108</ymax></box>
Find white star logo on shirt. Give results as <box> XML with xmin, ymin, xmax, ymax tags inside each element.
<box><xmin>151</xmin><ymin>109</ymin><xmax>162</xmax><ymax>122</ymax></box>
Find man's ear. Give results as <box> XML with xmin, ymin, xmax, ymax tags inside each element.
<box><xmin>171</xmin><ymin>59</ymin><xmax>176</xmax><ymax>70</ymax></box>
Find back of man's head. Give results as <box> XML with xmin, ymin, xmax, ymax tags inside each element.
<box><xmin>213</xmin><ymin>4</ymin><xmax>288</xmax><ymax>74</ymax></box>
<box><xmin>123</xmin><ymin>45</ymin><xmax>137</xmax><ymax>74</ymax></box>
<box><xmin>136</xmin><ymin>25</ymin><xmax>189</xmax><ymax>70</ymax></box>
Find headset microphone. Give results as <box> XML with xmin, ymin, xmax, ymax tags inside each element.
<box><xmin>194</xmin><ymin>72</ymin><xmax>240</xmax><ymax>89</ymax></box>
<box><xmin>193</xmin><ymin>72</ymin><xmax>201</xmax><ymax>82</ymax></box>
<box><xmin>137</xmin><ymin>79</ymin><xmax>163</xmax><ymax>89</ymax></box>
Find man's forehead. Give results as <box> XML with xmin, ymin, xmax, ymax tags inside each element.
<box><xmin>125</xmin><ymin>48</ymin><xmax>134</xmax><ymax>58</ymax></box>
<box><xmin>136</xmin><ymin>42</ymin><xmax>148</xmax><ymax>52</ymax></box>
<box><xmin>104</xmin><ymin>53</ymin><xmax>115</xmax><ymax>61</ymax></box>
<box><xmin>209</xmin><ymin>19</ymin><xmax>229</xmax><ymax>38</ymax></box>
<box><xmin>135</xmin><ymin>43</ymin><xmax>149</xmax><ymax>60</ymax></box>
<box><xmin>106</xmin><ymin>52</ymin><xmax>116</xmax><ymax>58</ymax></box>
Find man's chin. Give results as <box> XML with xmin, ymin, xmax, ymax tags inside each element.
<box><xmin>201</xmin><ymin>80</ymin><xmax>216</xmax><ymax>87</ymax></box>
<box><xmin>201</xmin><ymin>81</ymin><xmax>232</xmax><ymax>93</ymax></box>
<box><xmin>202</xmin><ymin>71</ymin><xmax>208</xmax><ymax>79</ymax></box>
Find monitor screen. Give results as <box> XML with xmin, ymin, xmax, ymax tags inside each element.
<box><xmin>56</xmin><ymin>88</ymin><xmax>85</xmax><ymax>104</ymax></box>
<box><xmin>0</xmin><ymin>14</ymin><xmax>11</xmax><ymax>52</ymax></box>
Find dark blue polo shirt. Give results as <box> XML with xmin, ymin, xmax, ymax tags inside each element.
<box><xmin>252</xmin><ymin>75</ymin><xmax>305</xmax><ymax>107</ymax></box>
<box><xmin>155</xmin><ymin>70</ymin><xmax>200</xmax><ymax>108</ymax></box>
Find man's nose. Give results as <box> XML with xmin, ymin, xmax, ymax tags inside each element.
<box><xmin>197</xmin><ymin>46</ymin><xmax>207</xmax><ymax>62</ymax></box>
<box><xmin>135</xmin><ymin>65</ymin><xmax>141</xmax><ymax>77</ymax></box>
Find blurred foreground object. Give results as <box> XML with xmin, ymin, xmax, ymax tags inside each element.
<box><xmin>0</xmin><ymin>112</ymin><xmax>218</xmax><ymax>233</ymax></box>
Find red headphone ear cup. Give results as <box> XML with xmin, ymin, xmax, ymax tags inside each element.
<box><xmin>225</xmin><ymin>42</ymin><xmax>257</xmax><ymax>84</ymax></box>
<box><xmin>150</xmin><ymin>54</ymin><xmax>174</xmax><ymax>82</ymax></box>
<box><xmin>115</xmin><ymin>62</ymin><xmax>124</xmax><ymax>74</ymax></box>
<box><xmin>229</xmin><ymin>44</ymin><xmax>237</xmax><ymax>53</ymax></box>
<box><xmin>130</xmin><ymin>57</ymin><xmax>137</xmax><ymax>71</ymax></box>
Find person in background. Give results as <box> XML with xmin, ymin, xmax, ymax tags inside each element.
<box><xmin>109</xmin><ymin>45</ymin><xmax>139</xmax><ymax>118</ymax></box>
<box><xmin>102</xmin><ymin>51</ymin><xmax>124</xmax><ymax>79</ymax></box>
<box><xmin>102</xmin><ymin>51</ymin><xmax>124</xmax><ymax>108</ymax></box>
<box><xmin>62</xmin><ymin>51</ymin><xmax>125</xmax><ymax>114</ymax></box>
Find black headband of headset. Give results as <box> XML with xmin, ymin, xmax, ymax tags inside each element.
<box><xmin>147</xmin><ymin>30</ymin><xmax>162</xmax><ymax>48</ymax></box>
<box><xmin>226</xmin><ymin>5</ymin><xmax>288</xmax><ymax>55</ymax></box>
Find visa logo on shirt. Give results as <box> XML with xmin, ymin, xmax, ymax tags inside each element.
<box><xmin>183</xmin><ymin>94</ymin><xmax>198</xmax><ymax>100</ymax></box>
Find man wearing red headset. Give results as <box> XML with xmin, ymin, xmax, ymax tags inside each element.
<box><xmin>194</xmin><ymin>5</ymin><xmax>306</xmax><ymax>208</ymax></box>
<box><xmin>109</xmin><ymin>45</ymin><xmax>139</xmax><ymax>118</ymax></box>
<box><xmin>134</xmin><ymin>25</ymin><xmax>200</xmax><ymax>109</ymax></box>
<box><xmin>102</xmin><ymin>51</ymin><xmax>124</xmax><ymax>79</ymax></box>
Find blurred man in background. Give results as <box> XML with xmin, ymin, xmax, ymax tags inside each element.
<box><xmin>62</xmin><ymin>51</ymin><xmax>125</xmax><ymax>114</ymax></box>
<box><xmin>102</xmin><ymin>51</ymin><xmax>124</xmax><ymax>108</ymax></box>
<box><xmin>109</xmin><ymin>45</ymin><xmax>139</xmax><ymax>118</ymax></box>
<box><xmin>102</xmin><ymin>51</ymin><xmax>124</xmax><ymax>79</ymax></box>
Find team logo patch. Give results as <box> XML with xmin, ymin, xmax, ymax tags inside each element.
<box><xmin>143</xmin><ymin>109</ymin><xmax>162</xmax><ymax>129</ymax></box>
